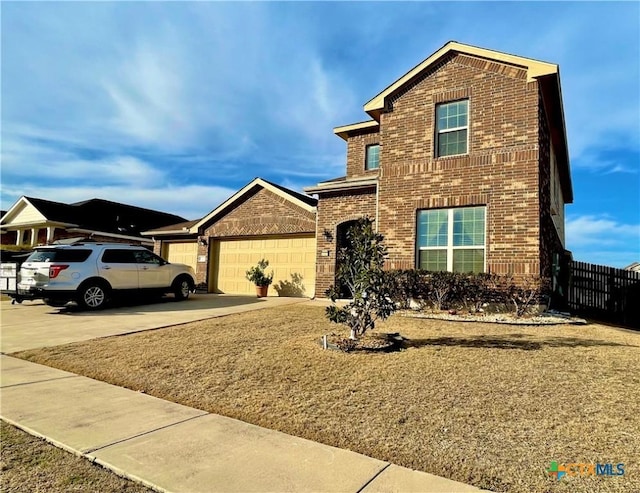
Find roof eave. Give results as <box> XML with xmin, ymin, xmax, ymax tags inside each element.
<box><xmin>333</xmin><ymin>120</ymin><xmax>380</xmax><ymax>141</ymax></box>
<box><xmin>141</xmin><ymin>229</ymin><xmax>195</xmax><ymax>237</ymax></box>
<box><xmin>304</xmin><ymin>178</ymin><xmax>378</xmax><ymax>194</ymax></box>
<box><xmin>539</xmin><ymin>72</ymin><xmax>573</xmax><ymax>204</ymax></box>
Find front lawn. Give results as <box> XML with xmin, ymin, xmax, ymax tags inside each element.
<box><xmin>15</xmin><ymin>304</ymin><xmax>639</xmax><ymax>493</ymax></box>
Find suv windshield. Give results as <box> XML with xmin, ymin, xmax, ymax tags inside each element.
<box><xmin>27</xmin><ymin>249</ymin><xmax>92</xmax><ymax>263</ymax></box>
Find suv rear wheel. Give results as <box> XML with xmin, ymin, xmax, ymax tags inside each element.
<box><xmin>77</xmin><ymin>281</ymin><xmax>110</xmax><ymax>310</ymax></box>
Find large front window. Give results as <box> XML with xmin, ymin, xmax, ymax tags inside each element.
<box><xmin>436</xmin><ymin>100</ymin><xmax>468</xmax><ymax>157</ymax></box>
<box><xmin>417</xmin><ymin>206</ymin><xmax>485</xmax><ymax>273</ymax></box>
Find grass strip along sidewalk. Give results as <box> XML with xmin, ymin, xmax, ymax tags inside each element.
<box><xmin>0</xmin><ymin>421</ymin><xmax>151</xmax><ymax>493</ymax></box>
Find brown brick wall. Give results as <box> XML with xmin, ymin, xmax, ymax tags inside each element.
<box><xmin>314</xmin><ymin>187</ymin><xmax>376</xmax><ymax>295</ymax></box>
<box><xmin>196</xmin><ymin>239</ymin><xmax>208</xmax><ymax>285</ymax></box>
<box><xmin>346</xmin><ymin>130</ymin><xmax>382</xmax><ymax>179</ymax></box>
<box><xmin>1</xmin><ymin>230</ymin><xmax>17</xmax><ymax>245</ymax></box>
<box><xmin>318</xmin><ymin>52</ymin><xmax>553</xmax><ymax>295</ymax></box>
<box><xmin>379</xmin><ymin>53</ymin><xmax>540</xmax><ymax>275</ymax></box>
<box><xmin>205</xmin><ymin>188</ymin><xmax>315</xmax><ymax>238</ymax></box>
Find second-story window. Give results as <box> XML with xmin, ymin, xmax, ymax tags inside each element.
<box><xmin>436</xmin><ymin>100</ymin><xmax>468</xmax><ymax>157</ymax></box>
<box><xmin>365</xmin><ymin>144</ymin><xmax>380</xmax><ymax>170</ymax></box>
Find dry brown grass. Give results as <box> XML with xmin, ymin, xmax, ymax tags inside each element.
<box><xmin>15</xmin><ymin>304</ymin><xmax>640</xmax><ymax>493</ymax></box>
<box><xmin>0</xmin><ymin>421</ymin><xmax>150</xmax><ymax>492</ymax></box>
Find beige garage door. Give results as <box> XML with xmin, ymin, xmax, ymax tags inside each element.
<box><xmin>212</xmin><ymin>235</ymin><xmax>316</xmax><ymax>297</ymax></box>
<box><xmin>163</xmin><ymin>242</ymin><xmax>198</xmax><ymax>272</ymax></box>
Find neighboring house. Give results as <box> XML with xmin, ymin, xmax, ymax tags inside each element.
<box><xmin>145</xmin><ymin>178</ymin><xmax>318</xmax><ymax>296</ymax></box>
<box><xmin>624</xmin><ymin>262</ymin><xmax>640</xmax><ymax>273</ymax></box>
<box><xmin>0</xmin><ymin>196</ymin><xmax>187</xmax><ymax>248</ymax></box>
<box><xmin>305</xmin><ymin>41</ymin><xmax>573</xmax><ymax>296</ymax></box>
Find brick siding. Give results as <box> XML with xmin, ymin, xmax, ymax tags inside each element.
<box><xmin>204</xmin><ymin>188</ymin><xmax>315</xmax><ymax>238</ymax></box>
<box><xmin>315</xmin><ymin>187</ymin><xmax>377</xmax><ymax>295</ymax></box>
<box><xmin>346</xmin><ymin>130</ymin><xmax>382</xmax><ymax>179</ymax></box>
<box><xmin>315</xmin><ymin>52</ymin><xmax>560</xmax><ymax>294</ymax></box>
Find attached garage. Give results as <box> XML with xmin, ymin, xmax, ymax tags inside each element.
<box><xmin>148</xmin><ymin>178</ymin><xmax>318</xmax><ymax>297</ymax></box>
<box><xmin>163</xmin><ymin>241</ymin><xmax>198</xmax><ymax>273</ymax></box>
<box><xmin>211</xmin><ymin>235</ymin><xmax>316</xmax><ymax>296</ymax></box>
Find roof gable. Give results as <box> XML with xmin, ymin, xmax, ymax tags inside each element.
<box><xmin>0</xmin><ymin>197</ymin><xmax>75</xmax><ymax>226</ymax></box>
<box><xmin>364</xmin><ymin>40</ymin><xmax>558</xmax><ymax>120</ymax></box>
<box><xmin>190</xmin><ymin>178</ymin><xmax>317</xmax><ymax>233</ymax></box>
<box><xmin>332</xmin><ymin>40</ymin><xmax>572</xmax><ymax>203</ymax></box>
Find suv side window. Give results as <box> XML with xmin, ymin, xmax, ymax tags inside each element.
<box><xmin>133</xmin><ymin>250</ymin><xmax>163</xmax><ymax>265</ymax></box>
<box><xmin>27</xmin><ymin>249</ymin><xmax>92</xmax><ymax>263</ymax></box>
<box><xmin>101</xmin><ymin>249</ymin><xmax>137</xmax><ymax>263</ymax></box>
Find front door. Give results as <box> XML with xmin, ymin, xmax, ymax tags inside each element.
<box><xmin>335</xmin><ymin>220</ymin><xmax>358</xmax><ymax>298</ymax></box>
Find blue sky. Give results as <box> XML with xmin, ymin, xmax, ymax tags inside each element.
<box><xmin>2</xmin><ymin>2</ymin><xmax>639</xmax><ymax>267</ymax></box>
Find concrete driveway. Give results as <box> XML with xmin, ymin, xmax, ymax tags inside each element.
<box><xmin>0</xmin><ymin>294</ymin><xmax>305</xmax><ymax>353</ymax></box>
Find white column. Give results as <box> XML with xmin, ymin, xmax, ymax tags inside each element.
<box><xmin>15</xmin><ymin>229</ymin><xmax>23</xmax><ymax>246</ymax></box>
<box><xmin>47</xmin><ymin>226</ymin><xmax>55</xmax><ymax>244</ymax></box>
<box><xmin>31</xmin><ymin>228</ymin><xmax>38</xmax><ymax>246</ymax></box>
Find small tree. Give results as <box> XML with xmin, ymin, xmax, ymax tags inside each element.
<box><xmin>325</xmin><ymin>218</ymin><xmax>396</xmax><ymax>340</ymax></box>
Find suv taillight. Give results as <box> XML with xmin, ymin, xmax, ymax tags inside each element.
<box><xmin>49</xmin><ymin>265</ymin><xmax>69</xmax><ymax>279</ymax></box>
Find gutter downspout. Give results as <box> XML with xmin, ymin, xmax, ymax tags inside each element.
<box><xmin>375</xmin><ymin>177</ymin><xmax>380</xmax><ymax>233</ymax></box>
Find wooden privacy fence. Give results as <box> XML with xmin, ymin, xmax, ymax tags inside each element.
<box><xmin>568</xmin><ymin>261</ymin><xmax>640</xmax><ymax>329</ymax></box>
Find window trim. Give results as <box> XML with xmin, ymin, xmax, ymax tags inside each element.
<box><xmin>365</xmin><ymin>143</ymin><xmax>380</xmax><ymax>170</ymax></box>
<box><xmin>435</xmin><ymin>99</ymin><xmax>470</xmax><ymax>158</ymax></box>
<box><xmin>415</xmin><ymin>206</ymin><xmax>487</xmax><ymax>272</ymax></box>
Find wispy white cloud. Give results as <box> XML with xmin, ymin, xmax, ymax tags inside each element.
<box><xmin>572</xmin><ymin>151</ymin><xmax>640</xmax><ymax>175</ymax></box>
<box><xmin>566</xmin><ymin>215</ymin><xmax>639</xmax><ymax>247</ymax></box>
<box><xmin>3</xmin><ymin>141</ymin><xmax>165</xmax><ymax>186</ymax></box>
<box><xmin>566</xmin><ymin>215</ymin><xmax>640</xmax><ymax>266</ymax></box>
<box><xmin>566</xmin><ymin>214</ymin><xmax>640</xmax><ymax>267</ymax></box>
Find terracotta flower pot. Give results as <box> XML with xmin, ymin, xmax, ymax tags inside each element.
<box><xmin>256</xmin><ymin>285</ymin><xmax>269</xmax><ymax>298</ymax></box>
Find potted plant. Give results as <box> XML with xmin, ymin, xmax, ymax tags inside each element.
<box><xmin>246</xmin><ymin>259</ymin><xmax>274</xmax><ymax>297</ymax></box>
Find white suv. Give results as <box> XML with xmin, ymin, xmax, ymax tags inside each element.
<box><xmin>16</xmin><ymin>243</ymin><xmax>196</xmax><ymax>310</ymax></box>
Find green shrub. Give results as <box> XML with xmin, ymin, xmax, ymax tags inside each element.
<box><xmin>384</xmin><ymin>269</ymin><xmax>549</xmax><ymax>316</ymax></box>
<box><xmin>245</xmin><ymin>259</ymin><xmax>273</xmax><ymax>287</ymax></box>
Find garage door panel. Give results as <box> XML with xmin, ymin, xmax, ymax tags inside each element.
<box><xmin>163</xmin><ymin>242</ymin><xmax>198</xmax><ymax>273</ymax></box>
<box><xmin>213</xmin><ymin>236</ymin><xmax>315</xmax><ymax>296</ymax></box>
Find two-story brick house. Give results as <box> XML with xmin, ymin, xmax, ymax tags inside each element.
<box><xmin>305</xmin><ymin>41</ymin><xmax>573</xmax><ymax>296</ymax></box>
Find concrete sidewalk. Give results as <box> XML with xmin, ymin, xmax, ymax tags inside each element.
<box><xmin>0</xmin><ymin>355</ymin><xmax>485</xmax><ymax>493</ymax></box>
